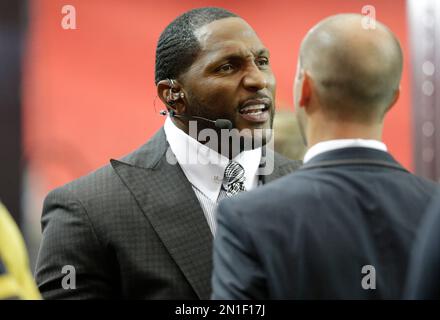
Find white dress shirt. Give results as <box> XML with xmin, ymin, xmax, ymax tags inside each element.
<box><xmin>163</xmin><ymin>117</ymin><xmax>261</xmax><ymax>234</ymax></box>
<box><xmin>303</xmin><ymin>139</ymin><xmax>388</xmax><ymax>164</ymax></box>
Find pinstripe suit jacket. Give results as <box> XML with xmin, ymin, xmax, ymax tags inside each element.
<box><xmin>35</xmin><ymin>128</ymin><xmax>301</xmax><ymax>299</ymax></box>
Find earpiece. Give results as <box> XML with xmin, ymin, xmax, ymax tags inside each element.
<box><xmin>167</xmin><ymin>79</ymin><xmax>184</xmax><ymax>105</ymax></box>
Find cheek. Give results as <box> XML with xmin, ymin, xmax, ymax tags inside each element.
<box><xmin>203</xmin><ymin>84</ymin><xmax>237</xmax><ymax>109</ymax></box>
<box><xmin>266</xmin><ymin>73</ymin><xmax>276</xmax><ymax>95</ymax></box>
<box><xmin>188</xmin><ymin>84</ymin><xmax>234</xmax><ymax>115</ymax></box>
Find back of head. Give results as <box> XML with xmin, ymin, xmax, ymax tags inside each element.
<box><xmin>299</xmin><ymin>14</ymin><xmax>403</xmax><ymax>123</ymax></box>
<box><xmin>155</xmin><ymin>7</ymin><xmax>238</xmax><ymax>84</ymax></box>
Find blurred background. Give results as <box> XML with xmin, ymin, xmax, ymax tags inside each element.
<box><xmin>0</xmin><ymin>0</ymin><xmax>438</xmax><ymax>270</ymax></box>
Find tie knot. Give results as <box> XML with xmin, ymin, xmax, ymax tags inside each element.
<box><xmin>222</xmin><ymin>161</ymin><xmax>246</xmax><ymax>197</ymax></box>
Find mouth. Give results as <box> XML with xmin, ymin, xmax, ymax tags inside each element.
<box><xmin>238</xmin><ymin>98</ymin><xmax>271</xmax><ymax>123</ymax></box>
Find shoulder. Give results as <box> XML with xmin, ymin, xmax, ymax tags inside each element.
<box><xmin>45</xmin><ymin>130</ymin><xmax>167</xmax><ymax>209</ymax></box>
<box><xmin>407</xmin><ymin>173</ymin><xmax>438</xmax><ymax>194</ymax></box>
<box><xmin>44</xmin><ymin>162</ymin><xmax>122</xmax><ymax>212</ymax></box>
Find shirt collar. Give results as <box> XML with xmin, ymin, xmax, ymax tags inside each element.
<box><xmin>163</xmin><ymin>117</ymin><xmax>262</xmax><ymax>202</ymax></box>
<box><xmin>303</xmin><ymin>139</ymin><xmax>388</xmax><ymax>164</ymax></box>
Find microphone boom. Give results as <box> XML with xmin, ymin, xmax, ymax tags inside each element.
<box><xmin>160</xmin><ymin>110</ymin><xmax>232</xmax><ymax>130</ymax></box>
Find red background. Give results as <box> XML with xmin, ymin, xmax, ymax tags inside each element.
<box><xmin>23</xmin><ymin>0</ymin><xmax>411</xmax><ymax>191</ymax></box>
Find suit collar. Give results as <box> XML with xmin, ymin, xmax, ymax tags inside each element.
<box><xmin>163</xmin><ymin>117</ymin><xmax>262</xmax><ymax>201</ymax></box>
<box><xmin>304</xmin><ymin>139</ymin><xmax>387</xmax><ymax>164</ymax></box>
<box><xmin>121</xmin><ymin>126</ymin><xmax>302</xmax><ymax>184</ymax></box>
<box><xmin>302</xmin><ymin>147</ymin><xmax>407</xmax><ymax>172</ymax></box>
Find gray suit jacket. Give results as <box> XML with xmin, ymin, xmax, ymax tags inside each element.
<box><xmin>35</xmin><ymin>128</ymin><xmax>301</xmax><ymax>299</ymax></box>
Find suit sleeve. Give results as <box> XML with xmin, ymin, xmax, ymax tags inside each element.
<box><xmin>35</xmin><ymin>187</ymin><xmax>117</xmax><ymax>299</ymax></box>
<box><xmin>211</xmin><ymin>198</ymin><xmax>267</xmax><ymax>300</ymax></box>
<box><xmin>405</xmin><ymin>197</ymin><xmax>440</xmax><ymax>299</ymax></box>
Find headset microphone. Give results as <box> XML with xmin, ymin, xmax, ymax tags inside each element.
<box><xmin>214</xmin><ymin>119</ymin><xmax>234</xmax><ymax>130</ymax></box>
<box><xmin>159</xmin><ymin>110</ymin><xmax>233</xmax><ymax>130</ymax></box>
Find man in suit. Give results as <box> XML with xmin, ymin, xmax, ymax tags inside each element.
<box><xmin>212</xmin><ymin>14</ymin><xmax>438</xmax><ymax>299</ymax></box>
<box><xmin>35</xmin><ymin>7</ymin><xmax>300</xmax><ymax>299</ymax></box>
<box><xmin>405</xmin><ymin>193</ymin><xmax>440</xmax><ymax>299</ymax></box>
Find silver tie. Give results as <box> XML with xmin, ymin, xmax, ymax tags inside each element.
<box><xmin>222</xmin><ymin>161</ymin><xmax>246</xmax><ymax>197</ymax></box>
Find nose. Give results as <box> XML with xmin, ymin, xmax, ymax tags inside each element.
<box><xmin>243</xmin><ymin>64</ymin><xmax>267</xmax><ymax>91</ymax></box>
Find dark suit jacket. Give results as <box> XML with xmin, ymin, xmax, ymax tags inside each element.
<box><xmin>35</xmin><ymin>128</ymin><xmax>300</xmax><ymax>299</ymax></box>
<box><xmin>212</xmin><ymin>147</ymin><xmax>438</xmax><ymax>299</ymax></box>
<box><xmin>405</xmin><ymin>191</ymin><xmax>440</xmax><ymax>299</ymax></box>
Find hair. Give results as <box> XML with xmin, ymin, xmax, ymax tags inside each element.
<box><xmin>154</xmin><ymin>7</ymin><xmax>238</xmax><ymax>84</ymax></box>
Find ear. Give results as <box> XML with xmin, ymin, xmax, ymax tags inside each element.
<box><xmin>383</xmin><ymin>87</ymin><xmax>400</xmax><ymax>116</ymax></box>
<box><xmin>299</xmin><ymin>72</ymin><xmax>312</xmax><ymax>108</ymax></box>
<box><xmin>390</xmin><ymin>87</ymin><xmax>400</xmax><ymax>108</ymax></box>
<box><xmin>157</xmin><ymin>80</ymin><xmax>174</xmax><ymax>110</ymax></box>
<box><xmin>157</xmin><ymin>79</ymin><xmax>186</xmax><ymax>113</ymax></box>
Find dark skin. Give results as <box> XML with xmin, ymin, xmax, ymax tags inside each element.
<box><xmin>157</xmin><ymin>17</ymin><xmax>276</xmax><ymax>158</ymax></box>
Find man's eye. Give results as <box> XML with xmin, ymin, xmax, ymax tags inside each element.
<box><xmin>218</xmin><ymin>64</ymin><xmax>235</xmax><ymax>72</ymax></box>
<box><xmin>256</xmin><ymin>58</ymin><xmax>269</xmax><ymax>67</ymax></box>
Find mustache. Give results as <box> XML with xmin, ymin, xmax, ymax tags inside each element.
<box><xmin>238</xmin><ymin>95</ymin><xmax>274</xmax><ymax>110</ymax></box>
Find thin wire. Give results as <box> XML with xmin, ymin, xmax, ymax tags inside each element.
<box><xmin>153</xmin><ymin>94</ymin><xmax>165</xmax><ymax>115</ymax></box>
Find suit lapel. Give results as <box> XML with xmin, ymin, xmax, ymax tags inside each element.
<box><xmin>111</xmin><ymin>129</ymin><xmax>213</xmax><ymax>299</ymax></box>
<box><xmin>109</xmin><ymin>129</ymin><xmax>301</xmax><ymax>299</ymax></box>
<box><xmin>262</xmin><ymin>148</ymin><xmax>302</xmax><ymax>184</ymax></box>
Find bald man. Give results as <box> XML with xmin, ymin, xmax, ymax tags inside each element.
<box><xmin>211</xmin><ymin>14</ymin><xmax>437</xmax><ymax>299</ymax></box>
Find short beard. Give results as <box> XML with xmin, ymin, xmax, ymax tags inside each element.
<box><xmin>184</xmin><ymin>94</ymin><xmax>275</xmax><ymax>155</ymax></box>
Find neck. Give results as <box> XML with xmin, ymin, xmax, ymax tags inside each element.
<box><xmin>306</xmin><ymin>117</ymin><xmax>383</xmax><ymax>149</ymax></box>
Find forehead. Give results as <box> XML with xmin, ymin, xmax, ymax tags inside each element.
<box><xmin>194</xmin><ymin>17</ymin><xmax>267</xmax><ymax>59</ymax></box>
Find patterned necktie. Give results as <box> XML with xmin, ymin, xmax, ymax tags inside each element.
<box><xmin>222</xmin><ymin>161</ymin><xmax>246</xmax><ymax>197</ymax></box>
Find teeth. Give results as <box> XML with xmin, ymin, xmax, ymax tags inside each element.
<box><xmin>240</xmin><ymin>104</ymin><xmax>266</xmax><ymax>114</ymax></box>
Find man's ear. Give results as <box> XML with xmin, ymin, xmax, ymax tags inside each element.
<box><xmin>157</xmin><ymin>80</ymin><xmax>174</xmax><ymax>110</ymax></box>
<box><xmin>156</xmin><ymin>80</ymin><xmax>185</xmax><ymax>113</ymax></box>
<box><xmin>383</xmin><ymin>87</ymin><xmax>400</xmax><ymax>115</ymax></box>
<box><xmin>390</xmin><ymin>87</ymin><xmax>400</xmax><ymax>108</ymax></box>
<box><xmin>299</xmin><ymin>72</ymin><xmax>312</xmax><ymax>108</ymax></box>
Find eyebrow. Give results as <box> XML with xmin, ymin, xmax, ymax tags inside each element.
<box><xmin>211</xmin><ymin>48</ymin><xmax>270</xmax><ymax>62</ymax></box>
<box><xmin>254</xmin><ymin>48</ymin><xmax>270</xmax><ymax>57</ymax></box>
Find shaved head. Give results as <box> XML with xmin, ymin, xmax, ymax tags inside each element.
<box><xmin>299</xmin><ymin>14</ymin><xmax>403</xmax><ymax>122</ymax></box>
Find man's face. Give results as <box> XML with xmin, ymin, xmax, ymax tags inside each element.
<box><xmin>179</xmin><ymin>17</ymin><xmax>276</xmax><ymax>145</ymax></box>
